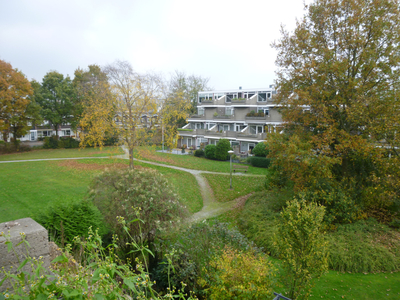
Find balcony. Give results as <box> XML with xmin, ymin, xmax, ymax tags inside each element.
<box><xmin>213</xmin><ymin>115</ymin><xmax>233</xmax><ymax>120</ymax></box>
<box><xmin>188</xmin><ymin>114</ymin><xmax>204</xmax><ymax>119</ymax></box>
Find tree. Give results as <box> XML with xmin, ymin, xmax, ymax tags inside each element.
<box><xmin>271</xmin><ymin>0</ymin><xmax>400</xmax><ymax>217</ymax></box>
<box><xmin>215</xmin><ymin>139</ymin><xmax>231</xmax><ymax>161</ymax></box>
<box><xmin>36</xmin><ymin>71</ymin><xmax>76</xmax><ymax>137</ymax></box>
<box><xmin>168</xmin><ymin>70</ymin><xmax>211</xmax><ymax>115</ymax></box>
<box><xmin>73</xmin><ymin>65</ymin><xmax>117</xmax><ymax>148</ymax></box>
<box><xmin>274</xmin><ymin>197</ymin><xmax>328</xmax><ymax>300</ymax></box>
<box><xmin>0</xmin><ymin>59</ymin><xmax>33</xmax><ymax>146</ymax></box>
<box><xmin>104</xmin><ymin>60</ymin><xmax>164</xmax><ymax>169</ymax></box>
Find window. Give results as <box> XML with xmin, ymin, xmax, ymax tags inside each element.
<box><xmin>226</xmin><ymin>107</ymin><xmax>234</xmax><ymax>116</ymax></box>
<box><xmin>257</xmin><ymin>107</ymin><xmax>269</xmax><ymax>116</ymax></box>
<box><xmin>250</xmin><ymin>125</ymin><xmax>263</xmax><ymax>134</ymax></box>
<box><xmin>198</xmin><ymin>107</ymin><xmax>205</xmax><ymax>115</ymax></box>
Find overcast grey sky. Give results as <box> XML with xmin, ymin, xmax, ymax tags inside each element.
<box><xmin>0</xmin><ymin>0</ymin><xmax>306</xmax><ymax>90</ymax></box>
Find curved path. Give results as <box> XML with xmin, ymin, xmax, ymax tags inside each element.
<box><xmin>0</xmin><ymin>147</ymin><xmax>263</xmax><ymax>222</ymax></box>
<box><xmin>117</xmin><ymin>147</ymin><xmax>262</xmax><ymax>221</ymax></box>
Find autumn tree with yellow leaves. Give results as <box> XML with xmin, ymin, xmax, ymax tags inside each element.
<box><xmin>269</xmin><ymin>0</ymin><xmax>400</xmax><ymax>223</ymax></box>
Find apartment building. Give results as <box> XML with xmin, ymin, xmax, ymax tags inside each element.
<box><xmin>177</xmin><ymin>87</ymin><xmax>283</xmax><ymax>154</ymax></box>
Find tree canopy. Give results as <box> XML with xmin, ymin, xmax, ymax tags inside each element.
<box><xmin>0</xmin><ymin>59</ymin><xmax>33</xmax><ymax>145</ymax></box>
<box><xmin>270</xmin><ymin>0</ymin><xmax>400</xmax><ymax>222</ymax></box>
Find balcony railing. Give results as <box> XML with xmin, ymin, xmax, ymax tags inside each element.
<box><xmin>214</xmin><ymin>115</ymin><xmax>232</xmax><ymax>119</ymax></box>
<box><xmin>178</xmin><ymin>129</ymin><xmax>268</xmax><ymax>141</ymax></box>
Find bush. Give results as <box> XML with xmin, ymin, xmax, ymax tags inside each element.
<box><xmin>89</xmin><ymin>168</ymin><xmax>188</xmax><ymax>262</ymax></box>
<box><xmin>200</xmin><ymin>247</ymin><xmax>276</xmax><ymax>300</ymax></box>
<box><xmin>274</xmin><ymin>197</ymin><xmax>328</xmax><ymax>300</ymax></box>
<box><xmin>247</xmin><ymin>156</ymin><xmax>271</xmax><ymax>168</ymax></box>
<box><xmin>204</xmin><ymin>144</ymin><xmax>217</xmax><ymax>160</ymax></box>
<box><xmin>252</xmin><ymin>141</ymin><xmax>269</xmax><ymax>157</ymax></box>
<box><xmin>215</xmin><ymin>139</ymin><xmax>231</xmax><ymax>161</ymax></box>
<box><xmin>327</xmin><ymin>219</ymin><xmax>400</xmax><ymax>272</ymax></box>
<box><xmin>194</xmin><ymin>149</ymin><xmax>205</xmax><ymax>157</ymax></box>
<box><xmin>35</xmin><ymin>199</ymin><xmax>106</xmax><ymax>245</ymax></box>
<box><xmin>43</xmin><ymin>136</ymin><xmax>60</xmax><ymax>149</ymax></box>
<box><xmin>60</xmin><ymin>136</ymin><xmax>80</xmax><ymax>148</ymax></box>
<box><xmin>154</xmin><ymin>222</ymin><xmax>259</xmax><ymax>296</ymax></box>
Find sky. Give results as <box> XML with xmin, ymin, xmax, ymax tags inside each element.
<box><xmin>0</xmin><ymin>0</ymin><xmax>307</xmax><ymax>90</ymax></box>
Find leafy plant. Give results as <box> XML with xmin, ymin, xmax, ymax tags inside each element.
<box><xmin>204</xmin><ymin>144</ymin><xmax>217</xmax><ymax>160</ymax></box>
<box><xmin>199</xmin><ymin>246</ymin><xmax>277</xmax><ymax>300</ymax></box>
<box><xmin>252</xmin><ymin>142</ymin><xmax>269</xmax><ymax>157</ymax></box>
<box><xmin>194</xmin><ymin>149</ymin><xmax>205</xmax><ymax>157</ymax></box>
<box><xmin>247</xmin><ymin>156</ymin><xmax>270</xmax><ymax>168</ymax></box>
<box><xmin>274</xmin><ymin>197</ymin><xmax>328</xmax><ymax>300</ymax></box>
<box><xmin>88</xmin><ymin>168</ymin><xmax>188</xmax><ymax>262</ymax></box>
<box><xmin>215</xmin><ymin>139</ymin><xmax>231</xmax><ymax>161</ymax></box>
<box><xmin>35</xmin><ymin>199</ymin><xmax>107</xmax><ymax>246</ymax></box>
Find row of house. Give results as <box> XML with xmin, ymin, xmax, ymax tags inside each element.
<box><xmin>177</xmin><ymin>86</ymin><xmax>283</xmax><ymax>154</ymax></box>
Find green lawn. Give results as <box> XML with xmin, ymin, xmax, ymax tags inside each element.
<box><xmin>134</xmin><ymin>147</ymin><xmax>269</xmax><ymax>175</ymax></box>
<box><xmin>0</xmin><ymin>158</ymin><xmax>202</xmax><ymax>223</ymax></box>
<box><xmin>202</xmin><ymin>173</ymin><xmax>265</xmax><ymax>202</ymax></box>
<box><xmin>0</xmin><ymin>146</ymin><xmax>123</xmax><ymax>161</ymax></box>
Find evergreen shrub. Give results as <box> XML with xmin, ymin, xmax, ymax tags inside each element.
<box><xmin>194</xmin><ymin>149</ymin><xmax>205</xmax><ymax>157</ymax></box>
<box><xmin>35</xmin><ymin>199</ymin><xmax>106</xmax><ymax>245</ymax></box>
<box><xmin>247</xmin><ymin>156</ymin><xmax>271</xmax><ymax>168</ymax></box>
<box><xmin>252</xmin><ymin>141</ymin><xmax>269</xmax><ymax>157</ymax></box>
<box><xmin>43</xmin><ymin>136</ymin><xmax>60</xmax><ymax>149</ymax></box>
<box><xmin>215</xmin><ymin>139</ymin><xmax>231</xmax><ymax>161</ymax></box>
<box><xmin>60</xmin><ymin>136</ymin><xmax>80</xmax><ymax>148</ymax></box>
<box><xmin>204</xmin><ymin>144</ymin><xmax>216</xmax><ymax>160</ymax></box>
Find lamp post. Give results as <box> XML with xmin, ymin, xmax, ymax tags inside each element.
<box><xmin>228</xmin><ymin>150</ymin><xmax>234</xmax><ymax>190</ymax></box>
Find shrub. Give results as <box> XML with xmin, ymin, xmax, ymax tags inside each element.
<box><xmin>215</xmin><ymin>139</ymin><xmax>231</xmax><ymax>161</ymax></box>
<box><xmin>89</xmin><ymin>168</ymin><xmax>188</xmax><ymax>262</ymax></box>
<box><xmin>154</xmin><ymin>222</ymin><xmax>259</xmax><ymax>295</ymax></box>
<box><xmin>43</xmin><ymin>136</ymin><xmax>60</xmax><ymax>149</ymax></box>
<box><xmin>327</xmin><ymin>219</ymin><xmax>400</xmax><ymax>272</ymax></box>
<box><xmin>60</xmin><ymin>136</ymin><xmax>80</xmax><ymax>148</ymax></box>
<box><xmin>252</xmin><ymin>141</ymin><xmax>269</xmax><ymax>157</ymax></box>
<box><xmin>200</xmin><ymin>247</ymin><xmax>276</xmax><ymax>300</ymax></box>
<box><xmin>35</xmin><ymin>199</ymin><xmax>106</xmax><ymax>245</ymax></box>
<box><xmin>274</xmin><ymin>197</ymin><xmax>328</xmax><ymax>300</ymax></box>
<box><xmin>204</xmin><ymin>144</ymin><xmax>217</xmax><ymax>159</ymax></box>
<box><xmin>194</xmin><ymin>149</ymin><xmax>205</xmax><ymax>157</ymax></box>
<box><xmin>247</xmin><ymin>156</ymin><xmax>271</xmax><ymax>168</ymax></box>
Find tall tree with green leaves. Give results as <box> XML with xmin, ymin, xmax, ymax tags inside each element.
<box><xmin>0</xmin><ymin>59</ymin><xmax>33</xmax><ymax>146</ymax></box>
<box><xmin>36</xmin><ymin>71</ymin><xmax>76</xmax><ymax>137</ymax></box>
<box><xmin>270</xmin><ymin>0</ymin><xmax>400</xmax><ymax>219</ymax></box>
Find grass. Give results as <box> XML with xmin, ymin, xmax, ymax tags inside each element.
<box><xmin>0</xmin><ymin>158</ymin><xmax>202</xmax><ymax>223</ymax></box>
<box><xmin>0</xmin><ymin>146</ymin><xmax>123</xmax><ymax>161</ymax></box>
<box><xmin>202</xmin><ymin>173</ymin><xmax>265</xmax><ymax>202</ymax></box>
<box><xmin>134</xmin><ymin>147</ymin><xmax>270</xmax><ymax>175</ymax></box>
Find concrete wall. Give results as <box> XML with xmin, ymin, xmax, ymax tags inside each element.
<box><xmin>0</xmin><ymin>218</ymin><xmax>50</xmax><ymax>293</ymax></box>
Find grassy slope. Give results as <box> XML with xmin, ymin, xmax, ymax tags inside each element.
<box><xmin>134</xmin><ymin>147</ymin><xmax>269</xmax><ymax>175</ymax></box>
<box><xmin>202</xmin><ymin>173</ymin><xmax>265</xmax><ymax>202</ymax></box>
<box><xmin>0</xmin><ymin>146</ymin><xmax>123</xmax><ymax>161</ymax></box>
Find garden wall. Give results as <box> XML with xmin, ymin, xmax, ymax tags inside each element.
<box><xmin>0</xmin><ymin>218</ymin><xmax>50</xmax><ymax>293</ymax></box>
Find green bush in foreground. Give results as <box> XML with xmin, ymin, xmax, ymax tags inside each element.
<box><xmin>194</xmin><ymin>149</ymin><xmax>204</xmax><ymax>157</ymax></box>
<box><xmin>35</xmin><ymin>199</ymin><xmax>106</xmax><ymax>246</ymax></box>
<box><xmin>274</xmin><ymin>197</ymin><xmax>328</xmax><ymax>300</ymax></box>
<box><xmin>252</xmin><ymin>141</ymin><xmax>269</xmax><ymax>157</ymax></box>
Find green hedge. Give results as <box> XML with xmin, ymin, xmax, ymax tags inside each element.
<box><xmin>247</xmin><ymin>156</ymin><xmax>270</xmax><ymax>168</ymax></box>
<box><xmin>205</xmin><ymin>144</ymin><xmax>217</xmax><ymax>159</ymax></box>
<box><xmin>215</xmin><ymin>139</ymin><xmax>231</xmax><ymax>161</ymax></box>
<box><xmin>194</xmin><ymin>149</ymin><xmax>205</xmax><ymax>157</ymax></box>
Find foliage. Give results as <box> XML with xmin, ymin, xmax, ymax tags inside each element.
<box><xmin>154</xmin><ymin>222</ymin><xmax>259</xmax><ymax>296</ymax></box>
<box><xmin>252</xmin><ymin>141</ymin><xmax>269</xmax><ymax>157</ymax></box>
<box><xmin>35</xmin><ymin>71</ymin><xmax>76</xmax><ymax>137</ymax></box>
<box><xmin>215</xmin><ymin>139</ymin><xmax>231</xmax><ymax>161</ymax></box>
<box><xmin>247</xmin><ymin>156</ymin><xmax>270</xmax><ymax>168</ymax></box>
<box><xmin>60</xmin><ymin>137</ymin><xmax>80</xmax><ymax>148</ymax></box>
<box><xmin>0</xmin><ymin>220</ymin><xmax>198</xmax><ymax>300</ymax></box>
<box><xmin>246</xmin><ymin>111</ymin><xmax>265</xmax><ymax>117</ymax></box>
<box><xmin>35</xmin><ymin>199</ymin><xmax>106</xmax><ymax>245</ymax></box>
<box><xmin>104</xmin><ymin>60</ymin><xmax>164</xmax><ymax>169</ymax></box>
<box><xmin>0</xmin><ymin>59</ymin><xmax>33</xmax><ymax>146</ymax></box>
<box><xmin>43</xmin><ymin>136</ymin><xmax>60</xmax><ymax>149</ymax></box>
<box><xmin>74</xmin><ymin>65</ymin><xmax>118</xmax><ymax>149</ymax></box>
<box><xmin>199</xmin><ymin>246</ymin><xmax>277</xmax><ymax>300</ymax></box>
<box><xmin>326</xmin><ymin>219</ymin><xmax>400</xmax><ymax>272</ymax></box>
<box><xmin>194</xmin><ymin>149</ymin><xmax>204</xmax><ymax>157</ymax></box>
<box><xmin>88</xmin><ymin>168</ymin><xmax>188</xmax><ymax>261</ymax></box>
<box><xmin>204</xmin><ymin>144</ymin><xmax>216</xmax><ymax>160</ymax></box>
<box><xmin>274</xmin><ymin>197</ymin><xmax>329</xmax><ymax>300</ymax></box>
<box><xmin>271</xmin><ymin>0</ymin><xmax>400</xmax><ymax>221</ymax></box>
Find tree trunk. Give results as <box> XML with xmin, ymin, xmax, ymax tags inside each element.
<box><xmin>129</xmin><ymin>147</ymin><xmax>134</xmax><ymax>169</ymax></box>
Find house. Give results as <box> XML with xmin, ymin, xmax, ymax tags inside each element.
<box><xmin>177</xmin><ymin>86</ymin><xmax>283</xmax><ymax>153</ymax></box>
<box><xmin>16</xmin><ymin>122</ymin><xmax>77</xmax><ymax>142</ymax></box>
